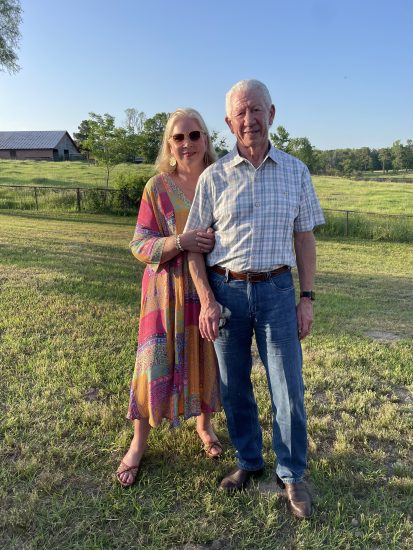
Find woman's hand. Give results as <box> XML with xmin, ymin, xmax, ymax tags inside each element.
<box><xmin>180</xmin><ymin>228</ymin><xmax>215</xmax><ymax>253</ymax></box>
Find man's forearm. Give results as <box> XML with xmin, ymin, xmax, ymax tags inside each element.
<box><xmin>294</xmin><ymin>231</ymin><xmax>316</xmax><ymax>291</ymax></box>
<box><xmin>294</xmin><ymin>231</ymin><xmax>316</xmax><ymax>340</ymax></box>
<box><xmin>188</xmin><ymin>252</ymin><xmax>216</xmax><ymax>305</ymax></box>
<box><xmin>188</xmin><ymin>252</ymin><xmax>221</xmax><ymax>341</ymax></box>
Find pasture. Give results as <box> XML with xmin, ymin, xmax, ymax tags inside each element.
<box><xmin>1</xmin><ymin>160</ymin><xmax>413</xmax><ymax>215</ymax></box>
<box><xmin>313</xmin><ymin>176</ymin><xmax>413</xmax><ymax>214</ymax></box>
<box><xmin>1</xmin><ymin>161</ymin><xmax>413</xmax><ymax>244</ymax></box>
<box><xmin>0</xmin><ymin>211</ymin><xmax>412</xmax><ymax>549</ymax></box>
<box><xmin>0</xmin><ymin>160</ymin><xmax>152</xmax><ymax>189</ymax></box>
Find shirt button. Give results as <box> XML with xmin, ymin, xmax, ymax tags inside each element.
<box><xmin>255</xmin><ymin>202</ymin><xmax>260</xmax><ymax>207</ymax></box>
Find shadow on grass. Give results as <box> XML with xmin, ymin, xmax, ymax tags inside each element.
<box><xmin>0</xmin><ymin>239</ymin><xmax>142</xmax><ymax>306</ymax></box>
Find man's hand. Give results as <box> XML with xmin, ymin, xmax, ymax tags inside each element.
<box><xmin>296</xmin><ymin>298</ymin><xmax>313</xmax><ymax>340</ymax></box>
<box><xmin>180</xmin><ymin>228</ymin><xmax>215</xmax><ymax>253</ymax></box>
<box><xmin>199</xmin><ymin>299</ymin><xmax>221</xmax><ymax>341</ymax></box>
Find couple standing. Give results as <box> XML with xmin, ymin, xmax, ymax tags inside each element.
<box><xmin>116</xmin><ymin>79</ymin><xmax>324</xmax><ymax>519</ymax></box>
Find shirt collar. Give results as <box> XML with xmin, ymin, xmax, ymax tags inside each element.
<box><xmin>225</xmin><ymin>142</ymin><xmax>279</xmax><ymax>169</ymax></box>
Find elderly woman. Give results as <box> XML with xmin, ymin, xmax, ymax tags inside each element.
<box><xmin>117</xmin><ymin>108</ymin><xmax>222</xmax><ymax>487</ymax></box>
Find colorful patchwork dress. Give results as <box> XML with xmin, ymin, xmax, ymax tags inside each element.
<box><xmin>127</xmin><ymin>173</ymin><xmax>221</xmax><ymax>427</ymax></box>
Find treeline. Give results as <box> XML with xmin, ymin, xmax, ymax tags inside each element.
<box><xmin>73</xmin><ymin>109</ymin><xmax>228</xmax><ymax>186</ymax></box>
<box><xmin>73</xmin><ymin>109</ymin><xmax>412</xmax><ymax>184</ymax></box>
<box><xmin>270</xmin><ymin>126</ymin><xmax>413</xmax><ymax>176</ymax></box>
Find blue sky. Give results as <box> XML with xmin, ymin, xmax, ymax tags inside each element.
<box><xmin>1</xmin><ymin>0</ymin><xmax>412</xmax><ymax>150</ymax></box>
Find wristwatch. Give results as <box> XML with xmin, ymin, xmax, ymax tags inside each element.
<box><xmin>300</xmin><ymin>291</ymin><xmax>315</xmax><ymax>301</ymax></box>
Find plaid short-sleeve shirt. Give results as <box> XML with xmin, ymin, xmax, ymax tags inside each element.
<box><xmin>185</xmin><ymin>144</ymin><xmax>325</xmax><ymax>272</ymax></box>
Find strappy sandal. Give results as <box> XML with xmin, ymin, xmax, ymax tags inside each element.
<box><xmin>116</xmin><ymin>460</ymin><xmax>140</xmax><ymax>487</ymax></box>
<box><xmin>203</xmin><ymin>440</ymin><xmax>223</xmax><ymax>459</ymax></box>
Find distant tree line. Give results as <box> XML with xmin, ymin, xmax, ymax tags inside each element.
<box><xmin>74</xmin><ymin>110</ymin><xmax>412</xmax><ymax>185</ymax></box>
<box><xmin>270</xmin><ymin>126</ymin><xmax>413</xmax><ymax>176</ymax></box>
<box><xmin>74</xmin><ymin>109</ymin><xmax>229</xmax><ymax>186</ymax></box>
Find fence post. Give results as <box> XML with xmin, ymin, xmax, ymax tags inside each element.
<box><xmin>33</xmin><ymin>187</ymin><xmax>38</xmax><ymax>210</ymax></box>
<box><xmin>346</xmin><ymin>210</ymin><xmax>349</xmax><ymax>236</ymax></box>
<box><xmin>76</xmin><ymin>188</ymin><xmax>81</xmax><ymax>212</ymax></box>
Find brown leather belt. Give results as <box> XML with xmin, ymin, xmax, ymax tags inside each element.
<box><xmin>210</xmin><ymin>265</ymin><xmax>290</xmax><ymax>282</ymax></box>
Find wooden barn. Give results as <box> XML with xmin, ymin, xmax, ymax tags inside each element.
<box><xmin>0</xmin><ymin>131</ymin><xmax>83</xmax><ymax>161</ymax></box>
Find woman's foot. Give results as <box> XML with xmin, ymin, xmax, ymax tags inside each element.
<box><xmin>116</xmin><ymin>460</ymin><xmax>139</xmax><ymax>487</ymax></box>
<box><xmin>116</xmin><ymin>418</ymin><xmax>151</xmax><ymax>487</ymax></box>
<box><xmin>196</xmin><ymin>427</ymin><xmax>223</xmax><ymax>458</ymax></box>
<box><xmin>116</xmin><ymin>447</ymin><xmax>142</xmax><ymax>487</ymax></box>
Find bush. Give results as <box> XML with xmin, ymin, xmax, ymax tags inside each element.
<box><xmin>112</xmin><ymin>171</ymin><xmax>155</xmax><ymax>212</ymax></box>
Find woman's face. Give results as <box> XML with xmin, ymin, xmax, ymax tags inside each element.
<box><xmin>168</xmin><ymin>116</ymin><xmax>208</xmax><ymax>171</ymax></box>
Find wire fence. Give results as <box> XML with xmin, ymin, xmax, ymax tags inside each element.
<box><xmin>317</xmin><ymin>208</ymin><xmax>413</xmax><ymax>242</ymax></box>
<box><xmin>0</xmin><ymin>185</ymin><xmax>138</xmax><ymax>214</ymax></box>
<box><xmin>0</xmin><ymin>185</ymin><xmax>412</xmax><ymax>242</ymax></box>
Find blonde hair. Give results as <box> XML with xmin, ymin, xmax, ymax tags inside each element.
<box><xmin>155</xmin><ymin>108</ymin><xmax>217</xmax><ymax>174</ymax></box>
<box><xmin>225</xmin><ymin>79</ymin><xmax>272</xmax><ymax>117</ymax></box>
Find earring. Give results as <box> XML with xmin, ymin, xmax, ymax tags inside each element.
<box><xmin>169</xmin><ymin>156</ymin><xmax>177</xmax><ymax>168</ymax></box>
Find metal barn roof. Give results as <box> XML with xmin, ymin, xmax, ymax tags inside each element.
<box><xmin>0</xmin><ymin>131</ymin><xmax>68</xmax><ymax>150</ymax></box>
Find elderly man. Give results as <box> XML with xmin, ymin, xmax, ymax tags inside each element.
<box><xmin>184</xmin><ymin>79</ymin><xmax>324</xmax><ymax>519</ymax></box>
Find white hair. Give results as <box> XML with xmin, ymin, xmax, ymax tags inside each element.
<box><xmin>225</xmin><ymin>79</ymin><xmax>273</xmax><ymax>116</ymax></box>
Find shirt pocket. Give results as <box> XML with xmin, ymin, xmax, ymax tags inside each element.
<box><xmin>274</xmin><ymin>188</ymin><xmax>299</xmax><ymax>228</ymax></box>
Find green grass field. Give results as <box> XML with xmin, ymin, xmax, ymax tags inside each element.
<box><xmin>361</xmin><ymin>171</ymin><xmax>413</xmax><ymax>181</ymax></box>
<box><xmin>0</xmin><ymin>160</ymin><xmax>412</xmax><ymax>214</ymax></box>
<box><xmin>1</xmin><ymin>160</ymin><xmax>413</xmax><ymax>218</ymax></box>
<box><xmin>1</xmin><ymin>211</ymin><xmax>412</xmax><ymax>549</ymax></box>
<box><xmin>312</xmin><ymin>176</ymin><xmax>413</xmax><ymax>214</ymax></box>
<box><xmin>0</xmin><ymin>160</ymin><xmax>153</xmax><ymax>189</ymax></box>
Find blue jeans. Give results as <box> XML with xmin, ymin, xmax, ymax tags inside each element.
<box><xmin>208</xmin><ymin>269</ymin><xmax>307</xmax><ymax>483</ymax></box>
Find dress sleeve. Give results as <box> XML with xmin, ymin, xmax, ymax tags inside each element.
<box><xmin>129</xmin><ymin>179</ymin><xmax>168</xmax><ymax>272</ymax></box>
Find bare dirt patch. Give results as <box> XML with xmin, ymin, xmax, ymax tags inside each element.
<box><xmin>364</xmin><ymin>330</ymin><xmax>402</xmax><ymax>342</ymax></box>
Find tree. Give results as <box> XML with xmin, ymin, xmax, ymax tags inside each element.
<box><xmin>73</xmin><ymin>119</ymin><xmax>92</xmax><ymax>145</ymax></box>
<box><xmin>405</xmin><ymin>139</ymin><xmax>413</xmax><ymax>170</ymax></box>
<box><xmin>378</xmin><ymin>148</ymin><xmax>392</xmax><ymax>173</ymax></box>
<box><xmin>83</xmin><ymin>113</ymin><xmax>131</xmax><ymax>187</ymax></box>
<box><xmin>391</xmin><ymin>140</ymin><xmax>407</xmax><ymax>171</ymax></box>
<box><xmin>0</xmin><ymin>0</ymin><xmax>22</xmax><ymax>73</ymax></box>
<box><xmin>123</xmin><ymin>108</ymin><xmax>146</xmax><ymax>135</ymax></box>
<box><xmin>73</xmin><ymin>119</ymin><xmax>92</xmax><ymax>159</ymax></box>
<box><xmin>289</xmin><ymin>137</ymin><xmax>316</xmax><ymax>172</ymax></box>
<box><xmin>269</xmin><ymin>126</ymin><xmax>291</xmax><ymax>152</ymax></box>
<box><xmin>370</xmin><ymin>149</ymin><xmax>381</xmax><ymax>172</ymax></box>
<box><xmin>140</xmin><ymin>112</ymin><xmax>169</xmax><ymax>163</ymax></box>
<box><xmin>211</xmin><ymin>130</ymin><xmax>229</xmax><ymax>158</ymax></box>
<box><xmin>354</xmin><ymin>147</ymin><xmax>372</xmax><ymax>172</ymax></box>
<box><xmin>269</xmin><ymin>127</ymin><xmax>317</xmax><ymax>171</ymax></box>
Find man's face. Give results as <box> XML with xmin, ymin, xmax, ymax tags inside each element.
<box><xmin>225</xmin><ymin>89</ymin><xmax>275</xmax><ymax>152</ymax></box>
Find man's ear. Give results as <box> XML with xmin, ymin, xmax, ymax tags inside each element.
<box><xmin>269</xmin><ymin>105</ymin><xmax>276</xmax><ymax>127</ymax></box>
<box><xmin>225</xmin><ymin>116</ymin><xmax>234</xmax><ymax>134</ymax></box>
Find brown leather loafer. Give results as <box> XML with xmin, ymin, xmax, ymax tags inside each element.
<box><xmin>219</xmin><ymin>466</ymin><xmax>264</xmax><ymax>492</ymax></box>
<box><xmin>279</xmin><ymin>479</ymin><xmax>313</xmax><ymax>519</ymax></box>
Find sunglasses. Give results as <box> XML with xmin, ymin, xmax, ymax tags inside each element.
<box><xmin>171</xmin><ymin>131</ymin><xmax>203</xmax><ymax>143</ymax></box>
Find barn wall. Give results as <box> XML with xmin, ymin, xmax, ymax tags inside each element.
<box><xmin>55</xmin><ymin>134</ymin><xmax>83</xmax><ymax>160</ymax></box>
<box><xmin>0</xmin><ymin>149</ymin><xmax>54</xmax><ymax>160</ymax></box>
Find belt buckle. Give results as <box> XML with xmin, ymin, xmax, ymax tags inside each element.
<box><xmin>246</xmin><ymin>271</ymin><xmax>262</xmax><ymax>281</ymax></box>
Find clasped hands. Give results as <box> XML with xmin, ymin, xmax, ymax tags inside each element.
<box><xmin>180</xmin><ymin>227</ymin><xmax>215</xmax><ymax>253</ymax></box>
